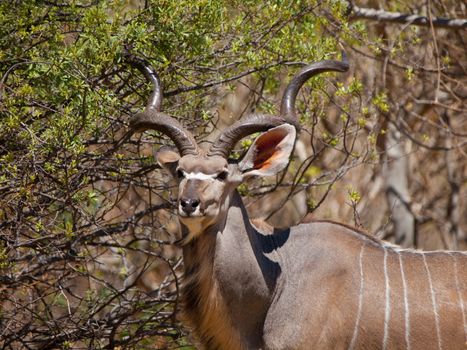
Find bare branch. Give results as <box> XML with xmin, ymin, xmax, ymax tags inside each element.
<box><xmin>350</xmin><ymin>5</ymin><xmax>467</xmax><ymax>29</ymax></box>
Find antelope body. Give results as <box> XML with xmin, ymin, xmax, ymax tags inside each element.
<box><xmin>126</xmin><ymin>53</ymin><xmax>467</xmax><ymax>349</ymax></box>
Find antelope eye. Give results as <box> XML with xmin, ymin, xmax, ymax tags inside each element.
<box><xmin>177</xmin><ymin>169</ymin><xmax>185</xmax><ymax>179</ymax></box>
<box><xmin>216</xmin><ymin>171</ymin><xmax>228</xmax><ymax>180</ymax></box>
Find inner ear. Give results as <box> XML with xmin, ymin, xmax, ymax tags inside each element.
<box><xmin>156</xmin><ymin>146</ymin><xmax>180</xmax><ymax>177</ymax></box>
<box><xmin>238</xmin><ymin>124</ymin><xmax>296</xmax><ymax>178</ymax></box>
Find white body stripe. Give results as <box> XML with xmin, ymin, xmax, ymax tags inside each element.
<box><xmin>398</xmin><ymin>251</ymin><xmax>411</xmax><ymax>350</ymax></box>
<box><xmin>349</xmin><ymin>245</ymin><xmax>365</xmax><ymax>350</ymax></box>
<box><xmin>422</xmin><ymin>254</ymin><xmax>442</xmax><ymax>350</ymax></box>
<box><xmin>382</xmin><ymin>248</ymin><xmax>391</xmax><ymax>350</ymax></box>
<box><xmin>449</xmin><ymin>253</ymin><xmax>467</xmax><ymax>343</ymax></box>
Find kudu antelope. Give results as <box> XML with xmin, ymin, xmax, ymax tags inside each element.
<box><xmin>125</xmin><ymin>54</ymin><xmax>467</xmax><ymax>350</ymax></box>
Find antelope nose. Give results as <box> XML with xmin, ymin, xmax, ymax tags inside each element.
<box><xmin>180</xmin><ymin>198</ymin><xmax>200</xmax><ymax>215</ymax></box>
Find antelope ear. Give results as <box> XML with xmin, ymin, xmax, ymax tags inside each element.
<box><xmin>156</xmin><ymin>146</ymin><xmax>180</xmax><ymax>177</ymax></box>
<box><xmin>238</xmin><ymin>124</ymin><xmax>296</xmax><ymax>178</ymax></box>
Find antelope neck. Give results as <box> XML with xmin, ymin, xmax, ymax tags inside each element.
<box><xmin>181</xmin><ymin>190</ymin><xmax>280</xmax><ymax>349</ymax></box>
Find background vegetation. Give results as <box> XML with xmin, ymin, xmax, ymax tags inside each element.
<box><xmin>0</xmin><ymin>0</ymin><xmax>465</xmax><ymax>348</ymax></box>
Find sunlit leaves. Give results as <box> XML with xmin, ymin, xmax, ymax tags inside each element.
<box><xmin>372</xmin><ymin>92</ymin><xmax>389</xmax><ymax>113</ymax></box>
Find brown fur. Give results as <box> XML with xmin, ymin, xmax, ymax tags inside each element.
<box><xmin>182</xmin><ymin>234</ymin><xmax>244</xmax><ymax>350</ymax></box>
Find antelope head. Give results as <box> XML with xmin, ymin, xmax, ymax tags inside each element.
<box><xmin>127</xmin><ymin>54</ymin><xmax>349</xmax><ymax>244</ymax></box>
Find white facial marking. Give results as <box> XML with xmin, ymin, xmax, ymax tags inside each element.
<box><xmin>349</xmin><ymin>244</ymin><xmax>365</xmax><ymax>350</ymax></box>
<box><xmin>422</xmin><ymin>254</ymin><xmax>442</xmax><ymax>350</ymax></box>
<box><xmin>184</xmin><ymin>172</ymin><xmax>217</xmax><ymax>180</ymax></box>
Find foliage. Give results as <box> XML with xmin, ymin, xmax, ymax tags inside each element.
<box><xmin>1</xmin><ymin>0</ymin><xmax>465</xmax><ymax>348</ymax></box>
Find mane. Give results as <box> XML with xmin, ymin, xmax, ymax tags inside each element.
<box><xmin>251</xmin><ymin>216</ymin><xmax>384</xmax><ymax>247</ymax></box>
<box><xmin>307</xmin><ymin>219</ymin><xmax>467</xmax><ymax>255</ymax></box>
<box><xmin>304</xmin><ymin>219</ymin><xmax>385</xmax><ymax>246</ymax></box>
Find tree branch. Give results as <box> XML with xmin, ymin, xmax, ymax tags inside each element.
<box><xmin>350</xmin><ymin>5</ymin><xmax>467</xmax><ymax>29</ymax></box>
